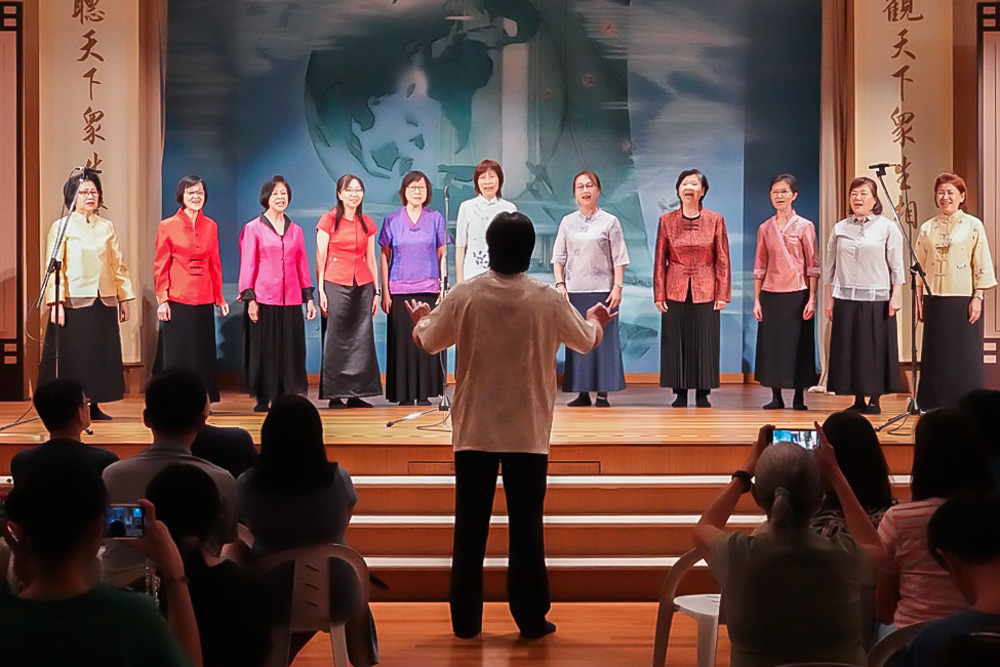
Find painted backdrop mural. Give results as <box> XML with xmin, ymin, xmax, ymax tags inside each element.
<box><xmin>162</xmin><ymin>0</ymin><xmax>821</xmax><ymax>376</ymax></box>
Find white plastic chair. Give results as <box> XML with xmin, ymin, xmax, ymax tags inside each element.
<box><xmin>652</xmin><ymin>548</ymin><xmax>723</xmax><ymax>667</ymax></box>
<box><xmin>255</xmin><ymin>543</ymin><xmax>369</xmax><ymax>667</ymax></box>
<box><xmin>867</xmin><ymin>621</ymin><xmax>931</xmax><ymax>667</ymax></box>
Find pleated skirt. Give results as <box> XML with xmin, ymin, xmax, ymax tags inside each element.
<box><xmin>320</xmin><ymin>281</ymin><xmax>382</xmax><ymax>399</ymax></box>
<box><xmin>754</xmin><ymin>289</ymin><xmax>818</xmax><ymax>389</ymax></box>
<box><xmin>659</xmin><ymin>293</ymin><xmax>720</xmax><ymax>390</ymax></box>
<box><xmin>244</xmin><ymin>303</ymin><xmax>308</xmax><ymax>405</ymax></box>
<box><xmin>563</xmin><ymin>291</ymin><xmax>626</xmax><ymax>393</ymax></box>
<box><xmin>827</xmin><ymin>298</ymin><xmax>902</xmax><ymax>396</ymax></box>
<box><xmin>153</xmin><ymin>302</ymin><xmax>220</xmax><ymax>402</ymax></box>
<box><xmin>918</xmin><ymin>295</ymin><xmax>984</xmax><ymax>410</ymax></box>
<box><xmin>39</xmin><ymin>300</ymin><xmax>125</xmax><ymax>403</ymax></box>
<box><xmin>386</xmin><ymin>293</ymin><xmax>444</xmax><ymax>403</ymax></box>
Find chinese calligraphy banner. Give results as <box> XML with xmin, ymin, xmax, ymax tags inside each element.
<box><xmin>854</xmin><ymin>0</ymin><xmax>954</xmax><ymax>360</ymax></box>
<box><xmin>38</xmin><ymin>0</ymin><xmax>141</xmax><ymax>362</ymax></box>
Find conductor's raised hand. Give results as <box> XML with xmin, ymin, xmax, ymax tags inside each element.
<box><xmin>585</xmin><ymin>302</ymin><xmax>617</xmax><ymax>328</ymax></box>
<box><xmin>405</xmin><ymin>299</ymin><xmax>432</xmax><ymax>325</ymax></box>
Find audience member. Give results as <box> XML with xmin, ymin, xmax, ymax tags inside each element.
<box><xmin>146</xmin><ymin>464</ymin><xmax>271</xmax><ymax>667</ymax></box>
<box><xmin>958</xmin><ymin>388</ymin><xmax>1000</xmax><ymax>487</ymax></box>
<box><xmin>903</xmin><ymin>493</ymin><xmax>1000</xmax><ymax>667</ymax></box>
<box><xmin>237</xmin><ymin>394</ymin><xmax>376</xmax><ymax>667</ymax></box>
<box><xmin>876</xmin><ymin>408</ymin><xmax>996</xmax><ymax>628</ymax></box>
<box><xmin>10</xmin><ymin>379</ymin><xmax>119</xmax><ymax>485</ymax></box>
<box><xmin>811</xmin><ymin>410</ymin><xmax>896</xmax><ymax>537</ymax></box>
<box><xmin>0</xmin><ymin>459</ymin><xmax>199</xmax><ymax>666</ymax></box>
<box><xmin>101</xmin><ymin>369</ymin><xmax>237</xmax><ymax>579</ymax></box>
<box><xmin>694</xmin><ymin>424</ymin><xmax>885</xmax><ymax>667</ymax></box>
<box><xmin>191</xmin><ymin>424</ymin><xmax>258</xmax><ymax>481</ymax></box>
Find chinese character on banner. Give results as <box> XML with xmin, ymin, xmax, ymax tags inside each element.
<box><xmin>82</xmin><ymin>68</ymin><xmax>101</xmax><ymax>101</ymax></box>
<box><xmin>82</xmin><ymin>107</ymin><xmax>106</xmax><ymax>145</ymax></box>
<box><xmin>892</xmin><ymin>29</ymin><xmax>916</xmax><ymax>60</ymax></box>
<box><xmin>890</xmin><ymin>107</ymin><xmax>917</xmax><ymax>148</ymax></box>
<box><xmin>895</xmin><ymin>156</ymin><xmax>919</xmax><ymax>226</ymax></box>
<box><xmin>73</xmin><ymin>0</ymin><xmax>105</xmax><ymax>26</ymax></box>
<box><xmin>891</xmin><ymin>64</ymin><xmax>914</xmax><ymax>102</ymax></box>
<box><xmin>77</xmin><ymin>30</ymin><xmax>104</xmax><ymax>63</ymax></box>
<box><xmin>85</xmin><ymin>152</ymin><xmax>103</xmax><ymax>171</ymax></box>
<box><xmin>883</xmin><ymin>0</ymin><xmax>925</xmax><ymax>23</ymax></box>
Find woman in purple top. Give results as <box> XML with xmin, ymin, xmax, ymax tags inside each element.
<box><xmin>378</xmin><ymin>171</ymin><xmax>451</xmax><ymax>405</ymax></box>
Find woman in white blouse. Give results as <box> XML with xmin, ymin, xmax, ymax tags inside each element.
<box><xmin>552</xmin><ymin>170</ymin><xmax>629</xmax><ymax>407</ymax></box>
<box><xmin>824</xmin><ymin>176</ymin><xmax>906</xmax><ymax>415</ymax></box>
<box><xmin>455</xmin><ymin>159</ymin><xmax>517</xmax><ymax>283</ymax></box>
<box><xmin>914</xmin><ymin>172</ymin><xmax>997</xmax><ymax>409</ymax></box>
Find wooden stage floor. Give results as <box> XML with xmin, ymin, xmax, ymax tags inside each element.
<box><xmin>0</xmin><ymin>384</ymin><xmax>918</xmax><ymax>449</ymax></box>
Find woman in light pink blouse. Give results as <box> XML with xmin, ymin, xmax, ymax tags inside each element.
<box><xmin>752</xmin><ymin>174</ymin><xmax>819</xmax><ymax>410</ymax></box>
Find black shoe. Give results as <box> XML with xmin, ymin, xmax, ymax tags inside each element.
<box><xmin>762</xmin><ymin>399</ymin><xmax>785</xmax><ymax>410</ymax></box>
<box><xmin>253</xmin><ymin>402</ymin><xmax>269</xmax><ymax>413</ymax></box>
<box><xmin>791</xmin><ymin>401</ymin><xmax>808</xmax><ymax>411</ymax></box>
<box><xmin>671</xmin><ymin>395</ymin><xmax>688</xmax><ymax>408</ymax></box>
<box><xmin>865</xmin><ymin>401</ymin><xmax>882</xmax><ymax>415</ymax></box>
<box><xmin>453</xmin><ymin>627</ymin><xmax>481</xmax><ymax>640</ymax></box>
<box><xmin>89</xmin><ymin>404</ymin><xmax>113</xmax><ymax>421</ymax></box>
<box><xmin>519</xmin><ymin>621</ymin><xmax>557</xmax><ymax>640</ymax></box>
<box><xmin>847</xmin><ymin>401</ymin><xmax>866</xmax><ymax>412</ymax></box>
<box><xmin>328</xmin><ymin>398</ymin><xmax>346</xmax><ymax>409</ymax></box>
<box><xmin>346</xmin><ymin>397</ymin><xmax>373</xmax><ymax>408</ymax></box>
<box><xmin>594</xmin><ymin>396</ymin><xmax>611</xmax><ymax>408</ymax></box>
<box><xmin>695</xmin><ymin>391</ymin><xmax>712</xmax><ymax>408</ymax></box>
<box><xmin>398</xmin><ymin>400</ymin><xmax>415</xmax><ymax>406</ymax></box>
<box><xmin>417</xmin><ymin>398</ymin><xmax>432</xmax><ymax>406</ymax></box>
<box><xmin>567</xmin><ymin>393</ymin><xmax>592</xmax><ymax>407</ymax></box>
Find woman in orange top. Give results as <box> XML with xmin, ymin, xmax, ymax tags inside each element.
<box><xmin>153</xmin><ymin>175</ymin><xmax>228</xmax><ymax>402</ymax></box>
<box><xmin>316</xmin><ymin>174</ymin><xmax>382</xmax><ymax>408</ymax></box>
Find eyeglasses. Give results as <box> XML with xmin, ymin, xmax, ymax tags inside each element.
<box><xmin>184</xmin><ymin>189</ymin><xmax>205</xmax><ymax>197</ymax></box>
<box><xmin>78</xmin><ymin>190</ymin><xmax>99</xmax><ymax>197</ymax></box>
<box><xmin>406</xmin><ymin>184</ymin><xmax>427</xmax><ymax>191</ymax></box>
<box><xmin>575</xmin><ymin>182</ymin><xmax>597</xmax><ymax>191</ymax></box>
<box><xmin>342</xmin><ymin>188</ymin><xmax>364</xmax><ymax>195</ymax></box>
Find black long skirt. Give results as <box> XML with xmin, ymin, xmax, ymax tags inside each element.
<box><xmin>386</xmin><ymin>293</ymin><xmax>444</xmax><ymax>403</ymax></box>
<box><xmin>320</xmin><ymin>282</ymin><xmax>382</xmax><ymax>399</ymax></box>
<box><xmin>659</xmin><ymin>293</ymin><xmax>720</xmax><ymax>390</ymax></box>
<box><xmin>564</xmin><ymin>292</ymin><xmax>626</xmax><ymax>393</ymax></box>
<box><xmin>244</xmin><ymin>303</ymin><xmax>308</xmax><ymax>405</ymax></box>
<box><xmin>153</xmin><ymin>302</ymin><xmax>220</xmax><ymax>402</ymax></box>
<box><xmin>38</xmin><ymin>300</ymin><xmax>125</xmax><ymax>403</ymax></box>
<box><xmin>918</xmin><ymin>295</ymin><xmax>984</xmax><ymax>410</ymax></box>
<box><xmin>827</xmin><ymin>298</ymin><xmax>902</xmax><ymax>396</ymax></box>
<box><xmin>754</xmin><ymin>289</ymin><xmax>818</xmax><ymax>389</ymax></box>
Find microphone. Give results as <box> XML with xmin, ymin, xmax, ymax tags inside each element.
<box><xmin>84</xmin><ymin>427</ymin><xmax>94</xmax><ymax>435</ymax></box>
<box><xmin>443</xmin><ymin>185</ymin><xmax>450</xmax><ymax>201</ymax></box>
<box><xmin>868</xmin><ymin>162</ymin><xmax>901</xmax><ymax>170</ymax></box>
<box><xmin>76</xmin><ymin>166</ymin><xmax>103</xmax><ymax>174</ymax></box>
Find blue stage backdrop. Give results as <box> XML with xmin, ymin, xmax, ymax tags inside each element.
<box><xmin>161</xmin><ymin>0</ymin><xmax>821</xmax><ymax>377</ymax></box>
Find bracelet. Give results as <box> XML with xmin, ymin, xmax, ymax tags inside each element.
<box><xmin>555</xmin><ymin>281</ymin><xmax>566</xmax><ymax>288</ymax></box>
<box><xmin>975</xmin><ymin>293</ymin><xmax>985</xmax><ymax>301</ymax></box>
<box><xmin>375</xmin><ymin>289</ymin><xmax>382</xmax><ymax>296</ymax></box>
<box><xmin>731</xmin><ymin>470</ymin><xmax>752</xmax><ymax>494</ymax></box>
<box><xmin>614</xmin><ymin>283</ymin><xmax>624</xmax><ymax>289</ymax></box>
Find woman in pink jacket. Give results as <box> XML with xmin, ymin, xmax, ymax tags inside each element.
<box><xmin>238</xmin><ymin>175</ymin><xmax>317</xmax><ymax>412</ymax></box>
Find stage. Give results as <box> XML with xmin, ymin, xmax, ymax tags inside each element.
<box><xmin>0</xmin><ymin>384</ymin><xmax>917</xmax><ymax>602</ymax></box>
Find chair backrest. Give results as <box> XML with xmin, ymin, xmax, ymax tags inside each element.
<box><xmin>651</xmin><ymin>548</ymin><xmax>705</xmax><ymax>667</ymax></box>
<box><xmin>255</xmin><ymin>543</ymin><xmax>369</xmax><ymax>634</ymax></box>
<box><xmin>867</xmin><ymin>621</ymin><xmax>932</xmax><ymax>667</ymax></box>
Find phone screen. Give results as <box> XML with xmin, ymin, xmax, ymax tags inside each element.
<box><xmin>771</xmin><ymin>428</ymin><xmax>819</xmax><ymax>450</ymax></box>
<box><xmin>106</xmin><ymin>504</ymin><xmax>145</xmax><ymax>539</ymax></box>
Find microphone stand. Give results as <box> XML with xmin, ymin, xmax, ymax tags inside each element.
<box><xmin>871</xmin><ymin>164</ymin><xmax>930</xmax><ymax>433</ymax></box>
<box><xmin>387</xmin><ymin>185</ymin><xmax>452</xmax><ymax>431</ymax></box>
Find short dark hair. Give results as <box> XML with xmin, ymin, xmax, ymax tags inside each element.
<box><xmin>486</xmin><ymin>211</ymin><xmax>535</xmax><ymax>275</ymax></box>
<box><xmin>676</xmin><ymin>169</ymin><xmax>709</xmax><ymax>202</ymax></box>
<box><xmin>145</xmin><ymin>464</ymin><xmax>220</xmax><ymax>544</ymax></box>
<box><xmin>928</xmin><ymin>492</ymin><xmax>1000</xmax><ymax>567</ymax></box>
<box><xmin>911</xmin><ymin>408</ymin><xmax>995</xmax><ymax>501</ymax></box>
<box><xmin>254</xmin><ymin>395</ymin><xmax>334</xmax><ymax>494</ymax></box>
<box><xmin>33</xmin><ymin>378</ymin><xmax>86</xmax><ymax>432</ymax></box>
<box><xmin>399</xmin><ymin>171</ymin><xmax>432</xmax><ymax>206</ymax></box>
<box><xmin>175</xmin><ymin>175</ymin><xmax>207</xmax><ymax>207</ymax></box>
<box><xmin>849</xmin><ymin>176</ymin><xmax>883</xmax><ymax>216</ymax></box>
<box><xmin>959</xmin><ymin>388</ymin><xmax>1000</xmax><ymax>458</ymax></box>
<box><xmin>63</xmin><ymin>171</ymin><xmax>104</xmax><ymax>210</ymax></box>
<box><xmin>769</xmin><ymin>173</ymin><xmax>799</xmax><ymax>194</ymax></box>
<box><xmin>473</xmin><ymin>160</ymin><xmax>504</xmax><ymax>197</ymax></box>
<box><xmin>144</xmin><ymin>369</ymin><xmax>208</xmax><ymax>438</ymax></box>
<box><xmin>4</xmin><ymin>459</ymin><xmax>107</xmax><ymax>571</ymax></box>
<box><xmin>259</xmin><ymin>175</ymin><xmax>292</xmax><ymax>210</ymax></box>
<box><xmin>821</xmin><ymin>410</ymin><xmax>894</xmax><ymax>512</ymax></box>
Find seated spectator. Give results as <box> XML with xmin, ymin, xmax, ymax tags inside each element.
<box><xmin>145</xmin><ymin>464</ymin><xmax>271</xmax><ymax>667</ymax></box>
<box><xmin>237</xmin><ymin>394</ymin><xmax>377</xmax><ymax>667</ymax></box>
<box><xmin>694</xmin><ymin>424</ymin><xmax>885</xmax><ymax>667</ymax></box>
<box><xmin>811</xmin><ymin>410</ymin><xmax>896</xmax><ymax>537</ymax></box>
<box><xmin>10</xmin><ymin>379</ymin><xmax>119</xmax><ymax>485</ymax></box>
<box><xmin>191</xmin><ymin>424</ymin><xmax>258</xmax><ymax>481</ymax></box>
<box><xmin>101</xmin><ymin>369</ymin><xmax>237</xmax><ymax>579</ymax></box>
<box><xmin>876</xmin><ymin>408</ymin><xmax>996</xmax><ymax>628</ymax></box>
<box><xmin>0</xmin><ymin>459</ymin><xmax>200</xmax><ymax>666</ymax></box>
<box><xmin>958</xmin><ymin>388</ymin><xmax>1000</xmax><ymax>487</ymax></box>
<box><xmin>903</xmin><ymin>493</ymin><xmax>1000</xmax><ymax>667</ymax></box>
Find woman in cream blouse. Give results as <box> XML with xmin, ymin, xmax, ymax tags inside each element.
<box><xmin>39</xmin><ymin>170</ymin><xmax>134</xmax><ymax>420</ymax></box>
<box><xmin>915</xmin><ymin>172</ymin><xmax>997</xmax><ymax>409</ymax></box>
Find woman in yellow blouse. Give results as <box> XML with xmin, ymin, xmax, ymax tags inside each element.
<box><xmin>915</xmin><ymin>172</ymin><xmax>997</xmax><ymax>409</ymax></box>
<box><xmin>38</xmin><ymin>171</ymin><xmax>134</xmax><ymax>420</ymax></box>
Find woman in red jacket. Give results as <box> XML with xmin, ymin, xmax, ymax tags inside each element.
<box><xmin>153</xmin><ymin>175</ymin><xmax>229</xmax><ymax>402</ymax></box>
<box><xmin>653</xmin><ymin>169</ymin><xmax>731</xmax><ymax>408</ymax></box>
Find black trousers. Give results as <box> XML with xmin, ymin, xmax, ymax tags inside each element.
<box><xmin>451</xmin><ymin>450</ymin><xmax>550</xmax><ymax>636</ymax></box>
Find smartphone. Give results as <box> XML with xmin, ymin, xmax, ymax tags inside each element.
<box><xmin>106</xmin><ymin>504</ymin><xmax>145</xmax><ymax>539</ymax></box>
<box><xmin>770</xmin><ymin>427</ymin><xmax>819</xmax><ymax>450</ymax></box>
